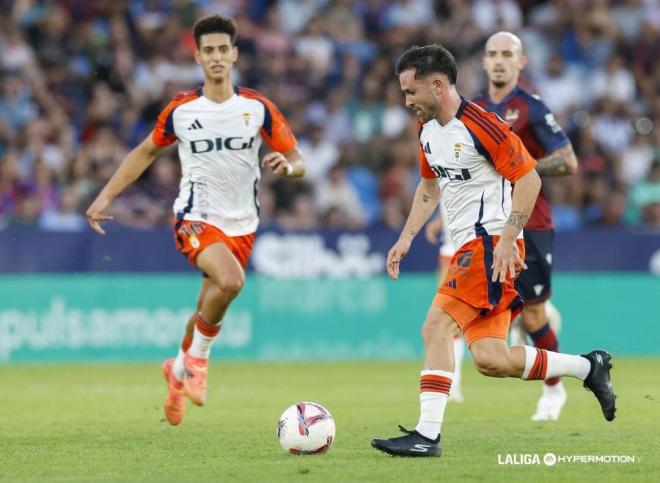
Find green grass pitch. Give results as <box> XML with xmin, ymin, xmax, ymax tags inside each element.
<box><xmin>1</xmin><ymin>359</ymin><xmax>658</xmax><ymax>482</ymax></box>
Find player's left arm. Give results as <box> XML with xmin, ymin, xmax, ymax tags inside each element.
<box><xmin>530</xmin><ymin>100</ymin><xmax>578</xmax><ymax>177</ymax></box>
<box><xmin>250</xmin><ymin>91</ymin><xmax>305</xmax><ymax>179</ymax></box>
<box><xmin>261</xmin><ymin>146</ymin><xmax>305</xmax><ymax>178</ymax></box>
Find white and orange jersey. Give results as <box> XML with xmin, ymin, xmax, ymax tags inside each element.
<box><xmin>419</xmin><ymin>99</ymin><xmax>536</xmax><ymax>249</ymax></box>
<box><xmin>152</xmin><ymin>86</ymin><xmax>297</xmax><ymax>236</ymax></box>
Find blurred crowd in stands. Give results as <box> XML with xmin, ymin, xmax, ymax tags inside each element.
<box><xmin>0</xmin><ymin>0</ymin><xmax>658</xmax><ymax>232</ymax></box>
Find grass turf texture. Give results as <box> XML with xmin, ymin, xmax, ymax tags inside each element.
<box><xmin>1</xmin><ymin>359</ymin><xmax>658</xmax><ymax>482</ymax></box>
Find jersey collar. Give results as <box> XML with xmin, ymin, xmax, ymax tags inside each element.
<box><xmin>486</xmin><ymin>85</ymin><xmax>522</xmax><ymax>107</ymax></box>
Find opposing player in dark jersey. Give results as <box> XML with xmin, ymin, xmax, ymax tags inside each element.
<box><xmin>473</xmin><ymin>31</ymin><xmax>578</xmax><ymax>420</ymax></box>
<box><xmin>86</xmin><ymin>15</ymin><xmax>306</xmax><ymax>425</ymax></box>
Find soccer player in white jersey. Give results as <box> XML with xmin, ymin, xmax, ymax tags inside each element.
<box><xmin>371</xmin><ymin>44</ymin><xmax>616</xmax><ymax>457</ymax></box>
<box><xmin>86</xmin><ymin>15</ymin><xmax>306</xmax><ymax>426</ymax></box>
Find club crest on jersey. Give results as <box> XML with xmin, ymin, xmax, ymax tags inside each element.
<box><xmin>242</xmin><ymin>112</ymin><xmax>251</xmax><ymax>128</ymax></box>
<box><xmin>454</xmin><ymin>143</ymin><xmax>461</xmax><ymax>161</ymax></box>
<box><xmin>504</xmin><ymin>108</ymin><xmax>519</xmax><ymax>123</ymax></box>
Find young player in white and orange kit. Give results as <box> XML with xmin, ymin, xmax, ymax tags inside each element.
<box><xmin>86</xmin><ymin>15</ymin><xmax>306</xmax><ymax>426</ymax></box>
<box><xmin>371</xmin><ymin>44</ymin><xmax>616</xmax><ymax>457</ymax></box>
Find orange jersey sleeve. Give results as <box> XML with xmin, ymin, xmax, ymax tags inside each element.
<box><xmin>419</xmin><ymin>144</ymin><xmax>436</xmax><ymax>178</ymax></box>
<box><xmin>237</xmin><ymin>87</ymin><xmax>297</xmax><ymax>153</ymax></box>
<box><xmin>152</xmin><ymin>88</ymin><xmax>201</xmax><ymax>146</ymax></box>
<box><xmin>459</xmin><ymin>102</ymin><xmax>536</xmax><ymax>182</ymax></box>
<box><xmin>417</xmin><ymin>121</ymin><xmax>437</xmax><ymax>179</ymax></box>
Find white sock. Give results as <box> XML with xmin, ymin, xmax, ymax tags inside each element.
<box><xmin>172</xmin><ymin>348</ymin><xmax>186</xmax><ymax>382</ymax></box>
<box><xmin>521</xmin><ymin>345</ymin><xmax>591</xmax><ymax>381</ymax></box>
<box><xmin>415</xmin><ymin>369</ymin><xmax>453</xmax><ymax>440</ymax></box>
<box><xmin>188</xmin><ymin>325</ymin><xmax>218</xmax><ymax>359</ymax></box>
<box><xmin>451</xmin><ymin>337</ymin><xmax>464</xmax><ymax>394</ymax></box>
<box><xmin>546</xmin><ymin>352</ymin><xmax>591</xmax><ymax>381</ymax></box>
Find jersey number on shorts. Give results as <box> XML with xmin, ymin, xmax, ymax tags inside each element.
<box><xmin>177</xmin><ymin>222</ymin><xmax>205</xmax><ymax>249</ymax></box>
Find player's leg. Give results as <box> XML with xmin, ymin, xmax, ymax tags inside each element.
<box><xmin>469</xmin><ymin>330</ymin><xmax>616</xmax><ymax>421</ymax></box>
<box><xmin>517</xmin><ymin>229</ymin><xmax>566</xmax><ymax>420</ymax></box>
<box><xmin>163</xmin><ymin>277</ymin><xmax>212</xmax><ymax>425</ymax></box>
<box><xmin>522</xmin><ymin>302</ymin><xmax>566</xmax><ymax>420</ymax></box>
<box><xmin>372</xmin><ymin>304</ymin><xmax>460</xmax><ymax>457</ymax></box>
<box><xmin>449</xmin><ymin>336</ymin><xmax>464</xmax><ymax>402</ymax></box>
<box><xmin>438</xmin><ymin>250</ymin><xmax>465</xmax><ymax>403</ymax></box>
<box><xmin>171</xmin><ymin>279</ymin><xmax>211</xmax><ymax>380</ymax></box>
<box><xmin>183</xmin><ymin>242</ymin><xmax>246</xmax><ymax>406</ymax></box>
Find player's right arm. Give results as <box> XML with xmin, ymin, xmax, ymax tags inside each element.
<box><xmin>86</xmin><ymin>134</ymin><xmax>164</xmax><ymax>235</ymax></box>
<box><xmin>529</xmin><ymin>99</ymin><xmax>577</xmax><ymax>177</ymax></box>
<box><xmin>387</xmin><ymin>177</ymin><xmax>440</xmax><ymax>280</ymax></box>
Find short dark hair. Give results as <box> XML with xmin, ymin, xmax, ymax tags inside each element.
<box><xmin>395</xmin><ymin>44</ymin><xmax>457</xmax><ymax>84</ymax></box>
<box><xmin>193</xmin><ymin>15</ymin><xmax>238</xmax><ymax>48</ymax></box>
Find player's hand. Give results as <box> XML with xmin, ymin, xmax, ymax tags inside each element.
<box><xmin>86</xmin><ymin>197</ymin><xmax>113</xmax><ymax>235</ymax></box>
<box><xmin>387</xmin><ymin>237</ymin><xmax>412</xmax><ymax>280</ymax></box>
<box><xmin>491</xmin><ymin>238</ymin><xmax>527</xmax><ymax>283</ymax></box>
<box><xmin>262</xmin><ymin>152</ymin><xmax>292</xmax><ymax>177</ymax></box>
<box><xmin>424</xmin><ymin>217</ymin><xmax>444</xmax><ymax>245</ymax></box>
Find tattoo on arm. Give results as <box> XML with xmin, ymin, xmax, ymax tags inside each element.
<box><xmin>535</xmin><ymin>145</ymin><xmax>577</xmax><ymax>177</ymax></box>
<box><xmin>506</xmin><ymin>210</ymin><xmax>528</xmax><ymax>230</ymax></box>
<box><xmin>422</xmin><ymin>193</ymin><xmax>431</xmax><ymax>202</ymax></box>
<box><xmin>536</xmin><ymin>156</ymin><xmax>569</xmax><ymax>176</ymax></box>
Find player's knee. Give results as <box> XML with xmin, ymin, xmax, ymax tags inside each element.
<box><xmin>218</xmin><ymin>273</ymin><xmax>244</xmax><ymax>298</ymax></box>
<box><xmin>472</xmin><ymin>350</ymin><xmax>509</xmax><ymax>378</ymax></box>
<box><xmin>421</xmin><ymin>316</ymin><xmax>455</xmax><ymax>343</ymax></box>
<box><xmin>521</xmin><ymin>303</ymin><xmax>546</xmax><ymax>332</ymax></box>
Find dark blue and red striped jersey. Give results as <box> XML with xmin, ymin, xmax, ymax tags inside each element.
<box><xmin>473</xmin><ymin>86</ymin><xmax>570</xmax><ymax>231</ymax></box>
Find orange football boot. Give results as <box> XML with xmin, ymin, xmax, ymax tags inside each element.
<box><xmin>162</xmin><ymin>358</ymin><xmax>186</xmax><ymax>425</ymax></box>
<box><xmin>183</xmin><ymin>354</ymin><xmax>209</xmax><ymax>406</ymax></box>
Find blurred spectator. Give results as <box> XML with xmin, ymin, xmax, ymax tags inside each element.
<box><xmin>0</xmin><ymin>0</ymin><xmax>656</xmax><ymax>234</ymax></box>
<box><xmin>0</xmin><ymin>73</ymin><xmax>38</xmax><ymax>130</ymax></box>
<box><xmin>590</xmin><ymin>99</ymin><xmax>634</xmax><ymax>156</ymax></box>
<box><xmin>39</xmin><ymin>185</ymin><xmax>85</xmax><ymax>231</ymax></box>
<box><xmin>471</xmin><ymin>0</ymin><xmax>523</xmax><ymax>33</ymax></box>
<box><xmin>316</xmin><ymin>162</ymin><xmax>366</xmax><ymax>228</ymax></box>
<box><xmin>297</xmin><ymin>124</ymin><xmax>340</xmax><ymax>186</ymax></box>
<box><xmin>294</xmin><ymin>16</ymin><xmax>335</xmax><ymax>81</ymax></box>
<box><xmin>382</xmin><ymin>81</ymin><xmax>411</xmax><ymax>139</ymax></box>
<box><xmin>383</xmin><ymin>0</ymin><xmax>435</xmax><ymax>29</ymax></box>
<box><xmin>8</xmin><ymin>187</ymin><xmax>41</xmax><ymax>228</ymax></box>
<box><xmin>619</xmin><ymin>132</ymin><xmax>655</xmax><ymax>186</ymax></box>
<box><xmin>628</xmin><ymin>161</ymin><xmax>660</xmax><ymax>227</ymax></box>
<box><xmin>348</xmin><ymin>75</ymin><xmax>384</xmax><ymax>142</ymax></box>
<box><xmin>534</xmin><ymin>54</ymin><xmax>581</xmax><ymax>118</ymax></box>
<box><xmin>589</xmin><ymin>54</ymin><xmax>637</xmax><ymax>104</ymax></box>
<box><xmin>376</xmin><ymin>197</ymin><xmax>407</xmax><ymax>230</ymax></box>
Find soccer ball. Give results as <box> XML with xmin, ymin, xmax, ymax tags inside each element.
<box><xmin>277</xmin><ymin>402</ymin><xmax>335</xmax><ymax>455</ymax></box>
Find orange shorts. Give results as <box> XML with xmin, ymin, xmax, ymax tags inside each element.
<box><xmin>432</xmin><ymin>235</ymin><xmax>525</xmax><ymax>347</ymax></box>
<box><xmin>174</xmin><ymin>219</ymin><xmax>255</xmax><ymax>268</ymax></box>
